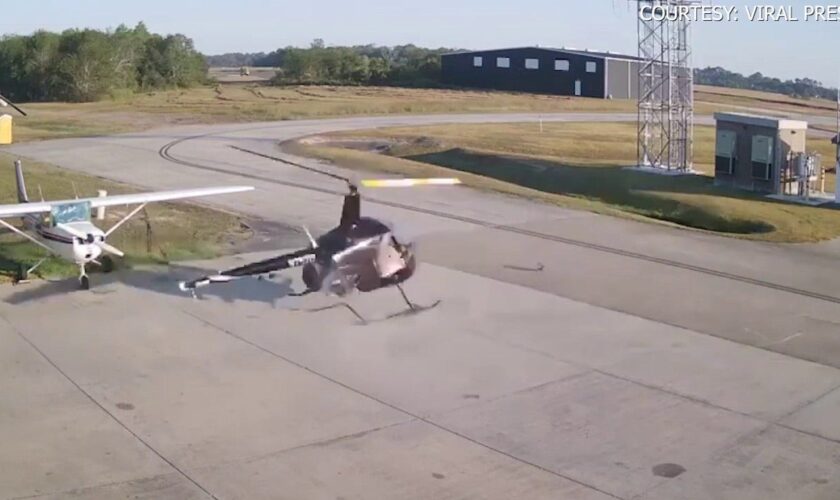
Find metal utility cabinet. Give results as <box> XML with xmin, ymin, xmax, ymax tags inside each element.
<box><xmin>713</xmin><ymin>113</ymin><xmax>816</xmax><ymax>195</ymax></box>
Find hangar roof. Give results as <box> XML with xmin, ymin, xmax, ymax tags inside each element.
<box><xmin>442</xmin><ymin>47</ymin><xmax>643</xmax><ymax>62</ymax></box>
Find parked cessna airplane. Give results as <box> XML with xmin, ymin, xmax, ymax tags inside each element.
<box><xmin>0</xmin><ymin>160</ymin><xmax>254</xmax><ymax>289</ymax></box>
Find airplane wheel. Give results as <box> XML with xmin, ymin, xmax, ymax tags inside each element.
<box><xmin>80</xmin><ymin>276</ymin><xmax>90</xmax><ymax>290</ymax></box>
<box><xmin>101</xmin><ymin>256</ymin><xmax>115</xmax><ymax>274</ymax></box>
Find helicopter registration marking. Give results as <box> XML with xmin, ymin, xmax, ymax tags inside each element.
<box><xmin>289</xmin><ymin>254</ymin><xmax>316</xmax><ymax>267</ymax></box>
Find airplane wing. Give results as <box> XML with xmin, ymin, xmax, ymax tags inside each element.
<box><xmin>0</xmin><ymin>186</ymin><xmax>254</xmax><ymax>219</ymax></box>
<box><xmin>0</xmin><ymin>202</ymin><xmax>54</xmax><ymax>218</ymax></box>
<box><xmin>86</xmin><ymin>186</ymin><xmax>254</xmax><ymax>208</ymax></box>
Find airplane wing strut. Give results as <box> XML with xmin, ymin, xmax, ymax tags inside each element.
<box><xmin>0</xmin><ymin>219</ymin><xmax>59</xmax><ymax>255</ymax></box>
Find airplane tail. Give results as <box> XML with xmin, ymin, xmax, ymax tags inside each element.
<box><xmin>14</xmin><ymin>160</ymin><xmax>28</xmax><ymax>203</ymax></box>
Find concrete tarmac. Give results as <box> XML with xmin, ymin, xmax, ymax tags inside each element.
<box><xmin>3</xmin><ymin>113</ymin><xmax>840</xmax><ymax>499</ymax></box>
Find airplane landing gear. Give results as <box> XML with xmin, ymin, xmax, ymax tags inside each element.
<box><xmin>79</xmin><ymin>264</ymin><xmax>90</xmax><ymax>290</ymax></box>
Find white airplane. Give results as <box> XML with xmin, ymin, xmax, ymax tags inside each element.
<box><xmin>0</xmin><ymin>160</ymin><xmax>254</xmax><ymax>289</ymax></box>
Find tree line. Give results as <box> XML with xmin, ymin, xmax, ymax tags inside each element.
<box><xmin>4</xmin><ymin>25</ymin><xmax>835</xmax><ymax>103</ymax></box>
<box><xmin>209</xmin><ymin>43</ymin><xmax>838</xmax><ymax>100</ymax></box>
<box><xmin>0</xmin><ymin>23</ymin><xmax>207</xmax><ymax>102</ymax></box>
<box><xmin>694</xmin><ymin>66</ymin><xmax>838</xmax><ymax>101</ymax></box>
<box><xmin>208</xmin><ymin>40</ymin><xmax>456</xmax><ymax>87</ymax></box>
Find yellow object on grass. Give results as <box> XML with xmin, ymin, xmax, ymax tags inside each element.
<box><xmin>0</xmin><ymin>115</ymin><xmax>12</xmax><ymax>145</ymax></box>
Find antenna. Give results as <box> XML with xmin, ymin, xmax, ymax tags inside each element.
<box><xmin>71</xmin><ymin>181</ymin><xmax>79</xmax><ymax>199</ymax></box>
<box><xmin>37</xmin><ymin>184</ymin><xmax>44</xmax><ymax>202</ymax></box>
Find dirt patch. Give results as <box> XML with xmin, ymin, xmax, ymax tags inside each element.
<box><xmin>298</xmin><ymin>135</ymin><xmax>445</xmax><ymax>156</ymax></box>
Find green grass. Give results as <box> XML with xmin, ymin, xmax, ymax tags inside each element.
<box><xmin>0</xmin><ymin>152</ymin><xmax>252</xmax><ymax>281</ymax></box>
<box><xmin>286</xmin><ymin>122</ymin><xmax>840</xmax><ymax>243</ymax></box>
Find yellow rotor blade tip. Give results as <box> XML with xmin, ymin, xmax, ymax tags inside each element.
<box><xmin>360</xmin><ymin>178</ymin><xmax>461</xmax><ymax>188</ymax></box>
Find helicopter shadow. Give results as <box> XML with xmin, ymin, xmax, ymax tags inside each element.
<box><xmin>1</xmin><ymin>262</ymin><xmax>296</xmax><ymax>307</ymax></box>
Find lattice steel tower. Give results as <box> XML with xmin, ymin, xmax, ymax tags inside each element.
<box><xmin>634</xmin><ymin>0</ymin><xmax>695</xmax><ymax>171</ymax></box>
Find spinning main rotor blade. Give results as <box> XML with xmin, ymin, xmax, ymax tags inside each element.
<box><xmin>360</xmin><ymin>178</ymin><xmax>462</xmax><ymax>188</ymax></box>
<box><xmin>229</xmin><ymin>145</ymin><xmax>462</xmax><ymax>192</ymax></box>
<box><xmin>0</xmin><ymin>92</ymin><xmax>27</xmax><ymax>116</ymax></box>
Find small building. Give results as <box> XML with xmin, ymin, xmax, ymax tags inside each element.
<box><xmin>714</xmin><ymin>112</ymin><xmax>814</xmax><ymax>195</ymax></box>
<box><xmin>440</xmin><ymin>47</ymin><xmax>644</xmax><ymax>99</ymax></box>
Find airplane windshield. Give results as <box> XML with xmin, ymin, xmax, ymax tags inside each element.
<box><xmin>51</xmin><ymin>201</ymin><xmax>91</xmax><ymax>225</ymax></box>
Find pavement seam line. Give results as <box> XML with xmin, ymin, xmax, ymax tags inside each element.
<box><xmin>5</xmin><ymin>472</ymin><xmax>185</xmax><ymax>500</ymax></box>
<box><xmin>436</xmin><ymin>260</ymin><xmax>840</xmax><ymax>372</ymax></box>
<box><xmin>0</xmin><ymin>316</ymin><xmax>219</xmax><ymax>500</ymax></box>
<box><xmin>461</xmin><ymin>323</ymin><xmax>840</xmax><ymax>448</ymax></box>
<box><xmin>776</xmin><ymin>381</ymin><xmax>840</xmax><ymax>423</ymax></box>
<box><xmin>189</xmin><ymin>419</ymin><xmax>418</xmax><ymax>473</ymax></box>
<box><xmin>181</xmin><ymin>308</ymin><xmax>627</xmax><ymax>500</ymax></box>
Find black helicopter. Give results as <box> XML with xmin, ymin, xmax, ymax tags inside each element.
<box><xmin>178</xmin><ymin>165</ymin><xmax>460</xmax><ymax>322</ymax></box>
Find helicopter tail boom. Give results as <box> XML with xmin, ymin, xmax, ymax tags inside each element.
<box><xmin>179</xmin><ymin>248</ymin><xmax>316</xmax><ymax>291</ymax></box>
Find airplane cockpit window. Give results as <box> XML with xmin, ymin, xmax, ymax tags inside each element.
<box><xmin>51</xmin><ymin>201</ymin><xmax>92</xmax><ymax>226</ymax></box>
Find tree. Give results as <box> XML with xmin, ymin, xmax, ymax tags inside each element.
<box><xmin>0</xmin><ymin>24</ymin><xmax>208</xmax><ymax>102</ymax></box>
<box><xmin>53</xmin><ymin>29</ymin><xmax>120</xmax><ymax>101</ymax></box>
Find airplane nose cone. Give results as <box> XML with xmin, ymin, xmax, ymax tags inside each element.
<box><xmin>77</xmin><ymin>243</ymin><xmax>101</xmax><ymax>261</ymax></box>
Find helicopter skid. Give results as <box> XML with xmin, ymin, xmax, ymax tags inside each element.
<box><xmin>289</xmin><ymin>297</ymin><xmax>441</xmax><ymax>325</ymax></box>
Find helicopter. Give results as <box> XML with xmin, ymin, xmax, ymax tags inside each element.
<box><xmin>178</xmin><ymin>159</ymin><xmax>461</xmax><ymax>322</ymax></box>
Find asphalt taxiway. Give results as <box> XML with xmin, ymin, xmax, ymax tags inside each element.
<box><xmin>3</xmin><ymin>113</ymin><xmax>840</xmax><ymax>499</ymax></box>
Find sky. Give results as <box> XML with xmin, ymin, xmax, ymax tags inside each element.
<box><xmin>2</xmin><ymin>0</ymin><xmax>839</xmax><ymax>86</ymax></box>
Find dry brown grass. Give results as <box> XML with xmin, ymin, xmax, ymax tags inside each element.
<box><xmin>12</xmin><ymin>82</ymin><xmax>835</xmax><ymax>143</ymax></box>
<box><xmin>290</xmin><ymin>121</ymin><xmax>840</xmax><ymax>243</ymax></box>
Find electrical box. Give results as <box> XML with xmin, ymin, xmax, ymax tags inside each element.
<box><xmin>713</xmin><ymin>112</ymin><xmax>808</xmax><ymax>195</ymax></box>
<box><xmin>0</xmin><ymin>114</ymin><xmax>12</xmax><ymax>145</ymax></box>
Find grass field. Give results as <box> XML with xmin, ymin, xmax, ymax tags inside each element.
<box><xmin>695</xmin><ymin>86</ymin><xmax>840</xmax><ymax>118</ymax></box>
<box><xmin>10</xmin><ymin>82</ymin><xmax>836</xmax><ymax>143</ymax></box>
<box><xmin>0</xmin><ymin>152</ymin><xmax>252</xmax><ymax>280</ymax></box>
<box><xmin>286</xmin><ymin>122</ymin><xmax>840</xmax><ymax>243</ymax></box>
<box><xmin>11</xmin><ymin>84</ymin><xmax>637</xmax><ymax>143</ymax></box>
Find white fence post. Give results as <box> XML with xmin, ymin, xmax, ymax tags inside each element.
<box><xmin>97</xmin><ymin>190</ymin><xmax>107</xmax><ymax>220</ymax></box>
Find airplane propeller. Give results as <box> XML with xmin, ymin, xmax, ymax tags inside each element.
<box><xmin>57</xmin><ymin>223</ymin><xmax>125</xmax><ymax>257</ymax></box>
